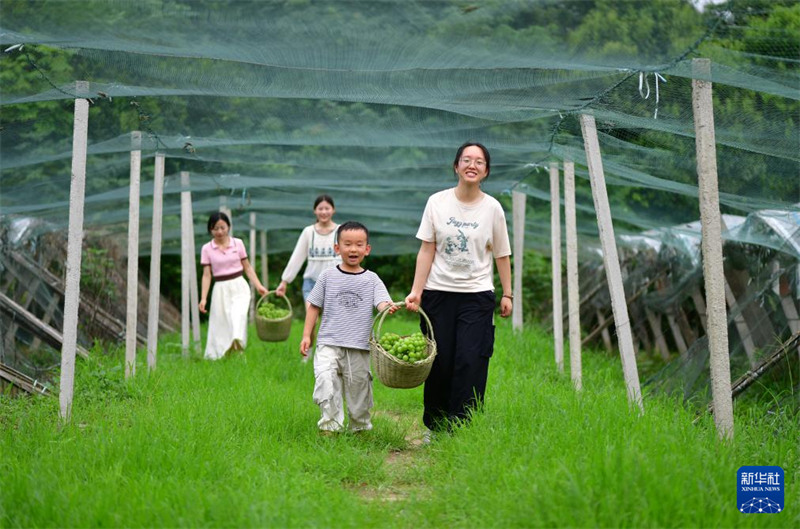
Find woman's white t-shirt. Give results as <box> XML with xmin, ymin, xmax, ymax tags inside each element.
<box><xmin>416</xmin><ymin>188</ymin><xmax>511</xmax><ymax>293</ymax></box>
<box><xmin>281</xmin><ymin>224</ymin><xmax>341</xmax><ymax>283</ymax></box>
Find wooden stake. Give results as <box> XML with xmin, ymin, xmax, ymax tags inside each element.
<box><xmin>666</xmin><ymin>309</ymin><xmax>688</xmax><ymax>356</ymax></box>
<box><xmin>776</xmin><ymin>268</ymin><xmax>800</xmax><ymax>361</ymax></box>
<box><xmin>724</xmin><ymin>282</ymin><xmax>757</xmax><ymax>368</ymax></box>
<box><xmin>32</xmin><ymin>290</ymin><xmax>60</xmax><ymax>351</ymax></box>
<box><xmin>559</xmin><ymin>278</ymin><xmax>606</xmax><ymax>328</ymax></box>
<box><xmin>780</xmin><ymin>298</ymin><xmax>800</xmax><ymax>361</ymax></box>
<box><xmin>675</xmin><ymin>306</ymin><xmax>697</xmax><ymax>349</ymax></box>
<box><xmin>595</xmin><ymin>310</ymin><xmax>613</xmax><ymax>352</ymax></box>
<box><xmin>581</xmin><ymin>276</ymin><xmax>658</xmax><ymax>347</ymax></box>
<box><xmin>645</xmin><ymin>308</ymin><xmax>671</xmax><ymax>361</ymax></box>
<box><xmin>1</xmin><ymin>292</ymin><xmax>89</xmax><ymax>359</ymax></box>
<box><xmin>631</xmin><ymin>305</ymin><xmax>653</xmax><ymax>353</ymax></box>
<box><xmin>691</xmin><ymin>287</ymin><xmax>708</xmax><ymax>332</ymax></box>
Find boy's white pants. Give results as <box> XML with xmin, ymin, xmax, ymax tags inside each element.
<box><xmin>313</xmin><ymin>344</ymin><xmax>373</xmax><ymax>432</ymax></box>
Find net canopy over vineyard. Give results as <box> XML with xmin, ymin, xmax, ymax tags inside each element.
<box><xmin>2</xmin><ymin>0</ymin><xmax>797</xmax><ymax>254</ymax></box>
<box><xmin>1</xmin><ymin>1</ymin><xmax>798</xmax><ymax>402</ymax></box>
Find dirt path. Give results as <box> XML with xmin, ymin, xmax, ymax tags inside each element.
<box><xmin>351</xmin><ymin>409</ymin><xmax>430</xmax><ymax>503</ymax></box>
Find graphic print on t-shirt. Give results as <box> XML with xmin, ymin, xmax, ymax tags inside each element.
<box><xmin>308</xmin><ymin>228</ymin><xmax>338</xmax><ymax>260</ymax></box>
<box><xmin>443</xmin><ymin>217</ymin><xmax>480</xmax><ymax>269</ymax></box>
<box><xmin>444</xmin><ymin>229</ymin><xmax>468</xmax><ymax>255</ymax></box>
<box><xmin>309</xmin><ymin>245</ymin><xmax>335</xmax><ymax>258</ymax></box>
<box><xmin>336</xmin><ymin>290</ymin><xmax>363</xmax><ymax>309</ymax></box>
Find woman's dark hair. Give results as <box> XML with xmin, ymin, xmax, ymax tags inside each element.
<box><xmin>207</xmin><ymin>211</ymin><xmax>231</xmax><ymax>234</ymax></box>
<box><xmin>453</xmin><ymin>141</ymin><xmax>491</xmax><ymax>178</ymax></box>
<box><xmin>314</xmin><ymin>194</ymin><xmax>335</xmax><ymax>209</ymax></box>
<box><xmin>337</xmin><ymin>221</ymin><xmax>369</xmax><ymax>243</ymax></box>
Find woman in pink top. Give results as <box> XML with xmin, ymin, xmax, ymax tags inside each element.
<box><xmin>199</xmin><ymin>212</ymin><xmax>267</xmax><ymax>360</ymax></box>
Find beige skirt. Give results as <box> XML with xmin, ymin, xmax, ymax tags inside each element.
<box><xmin>204</xmin><ymin>276</ymin><xmax>251</xmax><ymax>360</ymax></box>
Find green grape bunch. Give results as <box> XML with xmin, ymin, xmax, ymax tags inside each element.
<box><xmin>257</xmin><ymin>301</ymin><xmax>290</xmax><ymax>320</ymax></box>
<box><xmin>379</xmin><ymin>331</ymin><xmax>429</xmax><ymax>364</ymax></box>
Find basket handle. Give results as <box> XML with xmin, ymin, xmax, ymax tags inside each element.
<box><xmin>257</xmin><ymin>292</ymin><xmax>293</xmax><ymax>318</ymax></box>
<box><xmin>372</xmin><ymin>301</ymin><xmax>435</xmax><ymax>344</ymax></box>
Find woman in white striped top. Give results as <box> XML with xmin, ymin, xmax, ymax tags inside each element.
<box><xmin>275</xmin><ymin>194</ymin><xmax>341</xmax><ymax>306</ymax></box>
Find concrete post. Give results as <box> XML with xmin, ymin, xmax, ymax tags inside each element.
<box><xmin>512</xmin><ymin>190</ymin><xmax>526</xmax><ymax>332</ymax></box>
<box><xmin>550</xmin><ymin>163</ymin><xmax>564</xmax><ymax>372</ymax></box>
<box><xmin>125</xmin><ymin>131</ymin><xmax>142</xmax><ymax>378</ymax></box>
<box><xmin>146</xmin><ymin>153</ymin><xmax>165</xmax><ymax>371</ymax></box>
<box><xmin>580</xmin><ymin>113</ymin><xmax>643</xmax><ymax>413</ymax></box>
<box><xmin>59</xmin><ymin>81</ymin><xmax>90</xmax><ymax>422</ymax></box>
<box><xmin>564</xmin><ymin>161</ymin><xmax>582</xmax><ymax>389</ymax></box>
<box><xmin>692</xmin><ymin>58</ymin><xmax>733</xmax><ymax>440</ymax></box>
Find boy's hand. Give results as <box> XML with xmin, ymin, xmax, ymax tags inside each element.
<box><xmin>378</xmin><ymin>301</ymin><xmax>399</xmax><ymax>314</ymax></box>
<box><xmin>300</xmin><ymin>336</ymin><xmax>311</xmax><ymax>357</ymax></box>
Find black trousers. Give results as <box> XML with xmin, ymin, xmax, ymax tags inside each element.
<box><xmin>419</xmin><ymin>289</ymin><xmax>496</xmax><ymax>431</ymax></box>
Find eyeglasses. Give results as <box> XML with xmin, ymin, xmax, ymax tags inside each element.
<box><xmin>459</xmin><ymin>157</ymin><xmax>486</xmax><ymax>168</ymax></box>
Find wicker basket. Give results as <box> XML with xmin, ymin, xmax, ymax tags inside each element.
<box><xmin>369</xmin><ymin>302</ymin><xmax>437</xmax><ymax>389</ymax></box>
<box><xmin>255</xmin><ymin>293</ymin><xmax>293</xmax><ymax>342</ymax></box>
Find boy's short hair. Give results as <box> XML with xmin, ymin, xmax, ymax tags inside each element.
<box><xmin>337</xmin><ymin>221</ymin><xmax>369</xmax><ymax>243</ymax></box>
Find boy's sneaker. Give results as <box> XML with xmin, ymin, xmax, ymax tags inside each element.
<box><xmin>422</xmin><ymin>429</ymin><xmax>435</xmax><ymax>445</ymax></box>
<box><xmin>350</xmin><ymin>426</ymin><xmax>372</xmax><ymax>435</ymax></box>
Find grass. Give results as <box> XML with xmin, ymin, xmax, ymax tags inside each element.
<box><xmin>1</xmin><ymin>317</ymin><xmax>798</xmax><ymax>528</ymax></box>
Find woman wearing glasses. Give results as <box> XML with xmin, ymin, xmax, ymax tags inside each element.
<box><xmin>405</xmin><ymin>142</ymin><xmax>512</xmax><ymax>441</ymax></box>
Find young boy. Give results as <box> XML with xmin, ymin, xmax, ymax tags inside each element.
<box><xmin>300</xmin><ymin>221</ymin><xmax>397</xmax><ymax>433</ymax></box>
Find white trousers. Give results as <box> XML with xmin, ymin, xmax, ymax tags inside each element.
<box><xmin>204</xmin><ymin>277</ymin><xmax>251</xmax><ymax>360</ymax></box>
<box><xmin>313</xmin><ymin>344</ymin><xmax>373</xmax><ymax>432</ymax></box>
